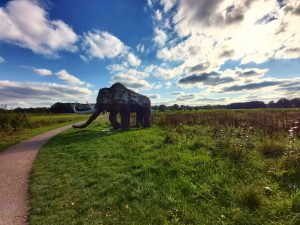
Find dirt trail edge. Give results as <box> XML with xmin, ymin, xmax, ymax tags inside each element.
<box><xmin>0</xmin><ymin>124</ymin><xmax>73</xmax><ymax>225</ymax></box>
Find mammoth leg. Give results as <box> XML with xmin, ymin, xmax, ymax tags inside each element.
<box><xmin>143</xmin><ymin>108</ymin><xmax>151</xmax><ymax>128</ymax></box>
<box><xmin>109</xmin><ymin>111</ymin><xmax>121</xmax><ymax>130</ymax></box>
<box><xmin>120</xmin><ymin>106</ymin><xmax>130</xmax><ymax>131</ymax></box>
<box><xmin>135</xmin><ymin>111</ymin><xmax>143</xmax><ymax>127</ymax></box>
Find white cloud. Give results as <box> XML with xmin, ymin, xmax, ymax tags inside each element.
<box><xmin>137</xmin><ymin>43</ymin><xmax>144</xmax><ymax>52</ymax></box>
<box><xmin>165</xmin><ymin>81</ymin><xmax>172</xmax><ymax>88</ymax></box>
<box><xmin>113</xmin><ymin>68</ymin><xmax>149</xmax><ymax>78</ymax></box>
<box><xmin>0</xmin><ymin>80</ymin><xmax>92</xmax><ymax>108</ymax></box>
<box><xmin>147</xmin><ymin>0</ymin><xmax>153</xmax><ymax>8</ymax></box>
<box><xmin>55</xmin><ymin>69</ymin><xmax>85</xmax><ymax>86</ymax></box>
<box><xmin>157</xmin><ymin>0</ymin><xmax>300</xmax><ymax>69</ymax></box>
<box><xmin>127</xmin><ymin>53</ymin><xmax>141</xmax><ymax>67</ymax></box>
<box><xmin>155</xmin><ymin>10</ymin><xmax>162</xmax><ymax>21</ymax></box>
<box><xmin>112</xmin><ymin>73</ymin><xmax>152</xmax><ymax>90</ymax></box>
<box><xmin>155</xmin><ymin>65</ymin><xmax>183</xmax><ymax>80</ymax></box>
<box><xmin>33</xmin><ymin>68</ymin><xmax>52</xmax><ymax>76</ymax></box>
<box><xmin>160</xmin><ymin>0</ymin><xmax>177</xmax><ymax>12</ymax></box>
<box><xmin>176</xmin><ymin>93</ymin><xmax>195</xmax><ymax>101</ymax></box>
<box><xmin>147</xmin><ymin>94</ymin><xmax>161</xmax><ymax>99</ymax></box>
<box><xmin>80</xmin><ymin>54</ymin><xmax>88</xmax><ymax>62</ymax></box>
<box><xmin>0</xmin><ymin>0</ymin><xmax>78</xmax><ymax>56</ymax></box>
<box><xmin>0</xmin><ymin>56</ymin><xmax>5</xmax><ymax>63</ymax></box>
<box><xmin>153</xmin><ymin>28</ymin><xmax>167</xmax><ymax>47</ymax></box>
<box><xmin>107</xmin><ymin>64</ymin><xmax>127</xmax><ymax>72</ymax></box>
<box><xmin>82</xmin><ymin>30</ymin><xmax>127</xmax><ymax>60</ymax></box>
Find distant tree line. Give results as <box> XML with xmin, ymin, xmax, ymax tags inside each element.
<box><xmin>0</xmin><ymin>102</ymin><xmax>92</xmax><ymax>113</ymax></box>
<box><xmin>0</xmin><ymin>98</ymin><xmax>299</xmax><ymax>113</ymax></box>
<box><xmin>152</xmin><ymin>98</ymin><xmax>300</xmax><ymax>112</ymax></box>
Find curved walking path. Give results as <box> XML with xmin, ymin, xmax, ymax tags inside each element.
<box><xmin>0</xmin><ymin>125</ymin><xmax>73</xmax><ymax>225</ymax></box>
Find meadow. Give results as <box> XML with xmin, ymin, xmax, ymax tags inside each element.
<box><xmin>28</xmin><ymin>109</ymin><xmax>300</xmax><ymax>225</ymax></box>
<box><xmin>0</xmin><ymin>113</ymin><xmax>89</xmax><ymax>151</ymax></box>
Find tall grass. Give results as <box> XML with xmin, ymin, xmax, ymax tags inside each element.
<box><xmin>0</xmin><ymin>113</ymin><xmax>88</xmax><ymax>137</ymax></box>
<box><xmin>152</xmin><ymin>109</ymin><xmax>300</xmax><ymax>136</ymax></box>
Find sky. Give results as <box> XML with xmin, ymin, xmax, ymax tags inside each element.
<box><xmin>0</xmin><ymin>0</ymin><xmax>299</xmax><ymax>108</ymax></box>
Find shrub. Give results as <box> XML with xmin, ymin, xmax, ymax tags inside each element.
<box><xmin>278</xmin><ymin>131</ymin><xmax>300</xmax><ymax>176</ymax></box>
<box><xmin>190</xmin><ymin>138</ymin><xmax>204</xmax><ymax>150</ymax></box>
<box><xmin>0</xmin><ymin>113</ymin><xmax>29</xmax><ymax>134</ymax></box>
<box><xmin>259</xmin><ymin>141</ymin><xmax>284</xmax><ymax>157</ymax></box>
<box><xmin>240</xmin><ymin>186</ymin><xmax>262</xmax><ymax>210</ymax></box>
<box><xmin>212</xmin><ymin>126</ymin><xmax>254</xmax><ymax>161</ymax></box>
<box><xmin>292</xmin><ymin>191</ymin><xmax>300</xmax><ymax>213</ymax></box>
<box><xmin>163</xmin><ymin>132</ymin><xmax>178</xmax><ymax>144</ymax></box>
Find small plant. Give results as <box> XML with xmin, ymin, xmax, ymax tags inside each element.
<box><xmin>278</xmin><ymin>119</ymin><xmax>300</xmax><ymax>176</ymax></box>
<box><xmin>211</xmin><ymin>128</ymin><xmax>230</xmax><ymax>156</ymax></box>
<box><xmin>212</xmin><ymin>126</ymin><xmax>254</xmax><ymax>161</ymax></box>
<box><xmin>163</xmin><ymin>132</ymin><xmax>178</xmax><ymax>144</ymax></box>
<box><xmin>259</xmin><ymin>141</ymin><xmax>284</xmax><ymax>158</ymax></box>
<box><xmin>240</xmin><ymin>186</ymin><xmax>262</xmax><ymax>210</ymax></box>
<box><xmin>190</xmin><ymin>138</ymin><xmax>204</xmax><ymax>150</ymax></box>
<box><xmin>292</xmin><ymin>190</ymin><xmax>300</xmax><ymax>213</ymax></box>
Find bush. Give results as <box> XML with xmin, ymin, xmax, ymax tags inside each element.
<box><xmin>0</xmin><ymin>113</ymin><xmax>29</xmax><ymax>134</ymax></box>
<box><xmin>163</xmin><ymin>132</ymin><xmax>178</xmax><ymax>144</ymax></box>
<box><xmin>240</xmin><ymin>186</ymin><xmax>262</xmax><ymax>210</ymax></box>
<box><xmin>259</xmin><ymin>141</ymin><xmax>284</xmax><ymax>157</ymax></box>
<box><xmin>190</xmin><ymin>138</ymin><xmax>204</xmax><ymax>150</ymax></box>
<box><xmin>278</xmin><ymin>137</ymin><xmax>300</xmax><ymax>177</ymax></box>
<box><xmin>292</xmin><ymin>191</ymin><xmax>300</xmax><ymax>213</ymax></box>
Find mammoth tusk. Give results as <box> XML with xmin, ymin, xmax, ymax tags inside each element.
<box><xmin>86</xmin><ymin>100</ymin><xmax>93</xmax><ymax>109</ymax></box>
<box><xmin>73</xmin><ymin>102</ymin><xmax>98</xmax><ymax>114</ymax></box>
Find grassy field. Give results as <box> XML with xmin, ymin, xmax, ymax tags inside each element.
<box><xmin>29</xmin><ymin>109</ymin><xmax>300</xmax><ymax>224</ymax></box>
<box><xmin>0</xmin><ymin>113</ymin><xmax>89</xmax><ymax>151</ymax></box>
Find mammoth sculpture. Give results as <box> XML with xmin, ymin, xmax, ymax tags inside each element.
<box><xmin>72</xmin><ymin>83</ymin><xmax>151</xmax><ymax>130</ymax></box>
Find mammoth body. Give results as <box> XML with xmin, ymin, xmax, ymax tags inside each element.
<box><xmin>73</xmin><ymin>83</ymin><xmax>151</xmax><ymax>130</ymax></box>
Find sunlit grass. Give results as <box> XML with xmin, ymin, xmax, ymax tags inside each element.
<box><xmin>29</xmin><ymin>117</ymin><xmax>299</xmax><ymax>224</ymax></box>
<box><xmin>0</xmin><ymin>113</ymin><xmax>89</xmax><ymax>151</ymax></box>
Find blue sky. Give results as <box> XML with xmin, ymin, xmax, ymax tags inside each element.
<box><xmin>0</xmin><ymin>0</ymin><xmax>299</xmax><ymax>108</ymax></box>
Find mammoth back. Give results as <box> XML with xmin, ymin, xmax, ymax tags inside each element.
<box><xmin>97</xmin><ymin>83</ymin><xmax>150</xmax><ymax>107</ymax></box>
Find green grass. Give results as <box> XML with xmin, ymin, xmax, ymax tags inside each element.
<box><xmin>29</xmin><ymin>120</ymin><xmax>299</xmax><ymax>224</ymax></box>
<box><xmin>0</xmin><ymin>114</ymin><xmax>89</xmax><ymax>152</ymax></box>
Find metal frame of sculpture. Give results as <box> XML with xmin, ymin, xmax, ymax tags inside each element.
<box><xmin>72</xmin><ymin>83</ymin><xmax>151</xmax><ymax>130</ymax></box>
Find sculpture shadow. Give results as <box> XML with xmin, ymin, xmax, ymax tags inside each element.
<box><xmin>55</xmin><ymin>126</ymin><xmax>142</xmax><ymax>147</ymax></box>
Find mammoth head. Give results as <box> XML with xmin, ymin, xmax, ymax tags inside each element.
<box><xmin>96</xmin><ymin>88</ymin><xmax>111</xmax><ymax>105</ymax></box>
<box><xmin>72</xmin><ymin>88</ymin><xmax>110</xmax><ymax>115</ymax></box>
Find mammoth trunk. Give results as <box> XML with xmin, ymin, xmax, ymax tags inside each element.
<box><xmin>72</xmin><ymin>110</ymin><xmax>101</xmax><ymax>128</ymax></box>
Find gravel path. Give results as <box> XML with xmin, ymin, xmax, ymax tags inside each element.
<box><xmin>0</xmin><ymin>125</ymin><xmax>73</xmax><ymax>225</ymax></box>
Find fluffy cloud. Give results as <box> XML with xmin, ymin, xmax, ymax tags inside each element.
<box><xmin>155</xmin><ymin>66</ymin><xmax>183</xmax><ymax>79</ymax></box>
<box><xmin>0</xmin><ymin>56</ymin><xmax>5</xmax><ymax>63</ymax></box>
<box><xmin>147</xmin><ymin>94</ymin><xmax>160</xmax><ymax>99</ymax></box>
<box><xmin>178</xmin><ymin>71</ymin><xmax>234</xmax><ymax>86</ymax></box>
<box><xmin>0</xmin><ymin>0</ymin><xmax>78</xmax><ymax>56</ymax></box>
<box><xmin>157</xmin><ymin>0</ymin><xmax>300</xmax><ymax>73</ymax></box>
<box><xmin>177</xmin><ymin>66</ymin><xmax>300</xmax><ymax>96</ymax></box>
<box><xmin>223</xmin><ymin>80</ymin><xmax>283</xmax><ymax>92</ymax></box>
<box><xmin>127</xmin><ymin>53</ymin><xmax>141</xmax><ymax>67</ymax></box>
<box><xmin>160</xmin><ymin>0</ymin><xmax>177</xmax><ymax>12</ymax></box>
<box><xmin>111</xmin><ymin>73</ymin><xmax>152</xmax><ymax>89</ymax></box>
<box><xmin>82</xmin><ymin>30</ymin><xmax>127</xmax><ymax>60</ymax></box>
<box><xmin>137</xmin><ymin>43</ymin><xmax>144</xmax><ymax>52</ymax></box>
<box><xmin>155</xmin><ymin>10</ymin><xmax>162</xmax><ymax>21</ymax></box>
<box><xmin>107</xmin><ymin>64</ymin><xmax>127</xmax><ymax>72</ymax></box>
<box><xmin>0</xmin><ymin>80</ymin><xmax>92</xmax><ymax>108</ymax></box>
<box><xmin>33</xmin><ymin>68</ymin><xmax>52</xmax><ymax>76</ymax></box>
<box><xmin>176</xmin><ymin>93</ymin><xmax>195</xmax><ymax>101</ymax></box>
<box><xmin>153</xmin><ymin>28</ymin><xmax>167</xmax><ymax>47</ymax></box>
<box><xmin>55</xmin><ymin>70</ymin><xmax>85</xmax><ymax>86</ymax></box>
